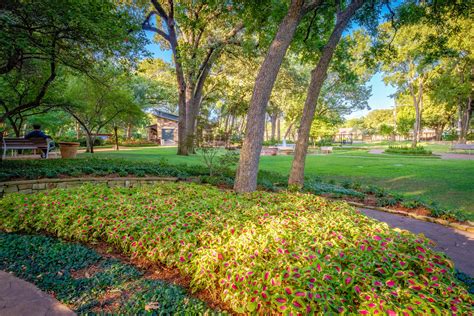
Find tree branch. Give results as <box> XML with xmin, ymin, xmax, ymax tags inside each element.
<box><xmin>142</xmin><ymin>10</ymin><xmax>170</xmax><ymax>42</ymax></box>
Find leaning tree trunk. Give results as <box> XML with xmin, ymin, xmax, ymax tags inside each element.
<box><xmin>234</xmin><ymin>0</ymin><xmax>305</xmax><ymax>193</ymax></box>
<box><xmin>288</xmin><ymin>0</ymin><xmax>364</xmax><ymax>187</ymax></box>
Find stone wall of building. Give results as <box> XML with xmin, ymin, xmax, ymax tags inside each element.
<box><xmin>0</xmin><ymin>177</ymin><xmax>179</xmax><ymax>197</ymax></box>
<box><xmin>156</xmin><ymin>117</ymin><xmax>179</xmax><ymax>143</ymax></box>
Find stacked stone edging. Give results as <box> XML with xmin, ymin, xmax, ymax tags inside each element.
<box><xmin>0</xmin><ymin>177</ymin><xmax>179</xmax><ymax>197</ymax></box>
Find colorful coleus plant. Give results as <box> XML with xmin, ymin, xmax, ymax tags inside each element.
<box><xmin>1</xmin><ymin>183</ymin><xmax>472</xmax><ymax>314</ymax></box>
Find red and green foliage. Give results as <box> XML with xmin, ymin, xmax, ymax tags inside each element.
<box><xmin>1</xmin><ymin>183</ymin><xmax>472</xmax><ymax>314</ymax></box>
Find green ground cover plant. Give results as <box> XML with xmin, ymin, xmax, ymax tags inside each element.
<box><xmin>0</xmin><ymin>232</ymin><xmax>212</xmax><ymax>314</ymax></box>
<box><xmin>1</xmin><ymin>183</ymin><xmax>472</xmax><ymax>314</ymax></box>
<box><xmin>385</xmin><ymin>146</ymin><xmax>432</xmax><ymax>156</ymax></box>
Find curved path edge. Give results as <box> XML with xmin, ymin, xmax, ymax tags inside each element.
<box><xmin>0</xmin><ymin>271</ymin><xmax>75</xmax><ymax>316</ymax></box>
<box><xmin>359</xmin><ymin>208</ymin><xmax>474</xmax><ymax>277</ymax></box>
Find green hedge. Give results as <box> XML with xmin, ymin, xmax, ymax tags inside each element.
<box><xmin>1</xmin><ymin>183</ymin><xmax>472</xmax><ymax>314</ymax></box>
<box><xmin>0</xmin><ymin>158</ymin><xmax>200</xmax><ymax>181</ymax></box>
<box><xmin>385</xmin><ymin>146</ymin><xmax>432</xmax><ymax>156</ymax></box>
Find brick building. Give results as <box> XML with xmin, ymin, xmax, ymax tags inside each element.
<box><xmin>147</xmin><ymin>110</ymin><xmax>179</xmax><ymax>145</ymax></box>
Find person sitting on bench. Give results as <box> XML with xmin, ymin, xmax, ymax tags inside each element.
<box><xmin>25</xmin><ymin>124</ymin><xmax>55</xmax><ymax>158</ymax></box>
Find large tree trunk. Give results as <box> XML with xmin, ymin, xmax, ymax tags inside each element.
<box><xmin>184</xmin><ymin>83</ymin><xmax>196</xmax><ymax>153</ymax></box>
<box><xmin>288</xmin><ymin>0</ymin><xmax>364</xmax><ymax>187</ymax></box>
<box><xmin>234</xmin><ymin>0</ymin><xmax>306</xmax><ymax>193</ymax></box>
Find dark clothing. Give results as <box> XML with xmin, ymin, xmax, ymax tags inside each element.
<box><xmin>25</xmin><ymin>130</ymin><xmax>48</xmax><ymax>139</ymax></box>
<box><xmin>24</xmin><ymin>130</ymin><xmax>54</xmax><ymax>158</ymax></box>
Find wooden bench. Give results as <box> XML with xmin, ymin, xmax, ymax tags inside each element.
<box><xmin>2</xmin><ymin>138</ymin><xmax>53</xmax><ymax>159</ymax></box>
<box><xmin>451</xmin><ymin>143</ymin><xmax>474</xmax><ymax>154</ymax></box>
<box><xmin>261</xmin><ymin>147</ymin><xmax>278</xmax><ymax>156</ymax></box>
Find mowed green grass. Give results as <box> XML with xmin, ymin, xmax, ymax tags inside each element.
<box><xmin>82</xmin><ymin>146</ymin><xmax>474</xmax><ymax>213</ymax></box>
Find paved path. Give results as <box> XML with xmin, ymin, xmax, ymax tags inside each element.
<box><xmin>360</xmin><ymin>208</ymin><xmax>474</xmax><ymax>276</ymax></box>
<box><xmin>435</xmin><ymin>152</ymin><xmax>474</xmax><ymax>160</ymax></box>
<box><xmin>368</xmin><ymin>148</ymin><xmax>474</xmax><ymax>160</ymax></box>
<box><xmin>0</xmin><ymin>271</ymin><xmax>75</xmax><ymax>316</ymax></box>
<box><xmin>368</xmin><ymin>149</ymin><xmax>384</xmax><ymax>154</ymax></box>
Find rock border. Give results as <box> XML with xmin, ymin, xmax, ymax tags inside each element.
<box><xmin>346</xmin><ymin>201</ymin><xmax>474</xmax><ymax>233</ymax></box>
<box><xmin>0</xmin><ymin>177</ymin><xmax>179</xmax><ymax>196</ymax></box>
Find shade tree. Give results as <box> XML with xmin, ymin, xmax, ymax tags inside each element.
<box><xmin>61</xmin><ymin>67</ymin><xmax>142</xmax><ymax>153</ymax></box>
<box><xmin>234</xmin><ymin>0</ymin><xmax>326</xmax><ymax>193</ymax></box>
<box><xmin>141</xmin><ymin>0</ymin><xmax>253</xmax><ymax>155</ymax></box>
<box><xmin>0</xmin><ymin>0</ymin><xmax>145</xmax><ymax>125</ymax></box>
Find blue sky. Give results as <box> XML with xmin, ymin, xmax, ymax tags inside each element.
<box><xmin>144</xmin><ymin>32</ymin><xmax>395</xmax><ymax>120</ymax></box>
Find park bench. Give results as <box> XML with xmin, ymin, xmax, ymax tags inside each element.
<box><xmin>2</xmin><ymin>137</ymin><xmax>53</xmax><ymax>159</ymax></box>
<box><xmin>261</xmin><ymin>147</ymin><xmax>278</xmax><ymax>156</ymax></box>
<box><xmin>451</xmin><ymin>143</ymin><xmax>474</xmax><ymax>154</ymax></box>
<box><xmin>320</xmin><ymin>146</ymin><xmax>333</xmax><ymax>154</ymax></box>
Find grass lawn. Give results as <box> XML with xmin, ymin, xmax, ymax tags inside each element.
<box><xmin>83</xmin><ymin>146</ymin><xmax>474</xmax><ymax>213</ymax></box>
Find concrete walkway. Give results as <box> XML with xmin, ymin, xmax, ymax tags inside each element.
<box><xmin>435</xmin><ymin>152</ymin><xmax>474</xmax><ymax>160</ymax></box>
<box><xmin>368</xmin><ymin>148</ymin><xmax>474</xmax><ymax>160</ymax></box>
<box><xmin>0</xmin><ymin>271</ymin><xmax>75</xmax><ymax>316</ymax></box>
<box><xmin>360</xmin><ymin>208</ymin><xmax>474</xmax><ymax>276</ymax></box>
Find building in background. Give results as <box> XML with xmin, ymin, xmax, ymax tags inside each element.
<box><xmin>146</xmin><ymin>110</ymin><xmax>179</xmax><ymax>145</ymax></box>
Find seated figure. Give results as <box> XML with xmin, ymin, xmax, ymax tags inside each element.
<box><xmin>25</xmin><ymin>124</ymin><xmax>55</xmax><ymax>158</ymax></box>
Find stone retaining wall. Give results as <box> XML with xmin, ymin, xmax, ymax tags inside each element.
<box><xmin>0</xmin><ymin>177</ymin><xmax>179</xmax><ymax>197</ymax></box>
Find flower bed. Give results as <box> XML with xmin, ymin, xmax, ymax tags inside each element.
<box><xmin>1</xmin><ymin>182</ymin><xmax>472</xmax><ymax>314</ymax></box>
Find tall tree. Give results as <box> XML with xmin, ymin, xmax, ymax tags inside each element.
<box><xmin>142</xmin><ymin>0</ymin><xmax>245</xmax><ymax>155</ymax></box>
<box><xmin>0</xmin><ymin>0</ymin><xmax>145</xmax><ymax>124</ymax></box>
<box><xmin>234</xmin><ymin>0</ymin><xmax>322</xmax><ymax>193</ymax></box>
<box><xmin>62</xmin><ymin>67</ymin><xmax>142</xmax><ymax>153</ymax></box>
<box><xmin>288</xmin><ymin>0</ymin><xmax>367</xmax><ymax>187</ymax></box>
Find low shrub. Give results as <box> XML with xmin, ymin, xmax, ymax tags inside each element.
<box><xmin>0</xmin><ymin>232</ymin><xmax>211</xmax><ymax>314</ymax></box>
<box><xmin>2</xmin><ymin>183</ymin><xmax>471</xmax><ymax>314</ymax></box>
<box><xmin>119</xmin><ymin>139</ymin><xmax>159</xmax><ymax>147</ymax></box>
<box><xmin>385</xmin><ymin>146</ymin><xmax>432</xmax><ymax>156</ymax></box>
<box><xmin>0</xmin><ymin>158</ymin><xmax>196</xmax><ymax>181</ymax></box>
<box><xmin>305</xmin><ymin>181</ymin><xmax>365</xmax><ymax>199</ymax></box>
<box><xmin>376</xmin><ymin>197</ymin><xmax>398</xmax><ymax>207</ymax></box>
<box><xmin>401</xmin><ymin>198</ymin><xmax>425</xmax><ymax>209</ymax></box>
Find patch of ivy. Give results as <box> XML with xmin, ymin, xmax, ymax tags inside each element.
<box><xmin>0</xmin><ymin>232</ymin><xmax>214</xmax><ymax>314</ymax></box>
